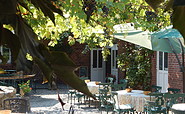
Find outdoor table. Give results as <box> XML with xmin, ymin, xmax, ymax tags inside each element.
<box><xmin>115</xmin><ymin>90</ymin><xmax>152</xmax><ymax>112</ymax></box>
<box><xmin>86</xmin><ymin>81</ymin><xmax>111</xmax><ymax>94</ymax></box>
<box><xmin>0</xmin><ymin>74</ymin><xmax>35</xmax><ymax>80</ymax></box>
<box><xmin>171</xmin><ymin>103</ymin><xmax>185</xmax><ymax>114</ymax></box>
<box><xmin>86</xmin><ymin>81</ymin><xmax>100</xmax><ymax>94</ymax></box>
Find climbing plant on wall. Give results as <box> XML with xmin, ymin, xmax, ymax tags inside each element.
<box><xmin>117</xmin><ymin>42</ymin><xmax>153</xmax><ymax>90</ymax></box>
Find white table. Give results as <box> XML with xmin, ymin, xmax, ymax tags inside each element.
<box><xmin>86</xmin><ymin>82</ymin><xmax>100</xmax><ymax>94</ymax></box>
<box><xmin>172</xmin><ymin>103</ymin><xmax>185</xmax><ymax>114</ymax></box>
<box><xmin>115</xmin><ymin>90</ymin><xmax>151</xmax><ymax>112</ymax></box>
<box><xmin>86</xmin><ymin>82</ymin><xmax>111</xmax><ymax>94</ymax></box>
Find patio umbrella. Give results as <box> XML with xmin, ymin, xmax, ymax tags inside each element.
<box><xmin>113</xmin><ymin>25</ymin><xmax>185</xmax><ymax>92</ymax></box>
<box><xmin>113</xmin><ymin>29</ymin><xmax>185</xmax><ymax>53</ymax></box>
<box><xmin>152</xmin><ymin>26</ymin><xmax>185</xmax><ymax>92</ymax></box>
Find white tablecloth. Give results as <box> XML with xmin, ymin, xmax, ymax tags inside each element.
<box><xmin>172</xmin><ymin>103</ymin><xmax>185</xmax><ymax>111</ymax></box>
<box><xmin>86</xmin><ymin>82</ymin><xmax>111</xmax><ymax>94</ymax></box>
<box><xmin>86</xmin><ymin>82</ymin><xmax>100</xmax><ymax>94</ymax></box>
<box><xmin>116</xmin><ymin>90</ymin><xmax>151</xmax><ymax>112</ymax></box>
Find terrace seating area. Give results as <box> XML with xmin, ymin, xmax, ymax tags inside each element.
<box><xmin>0</xmin><ymin>77</ymin><xmax>184</xmax><ymax>114</ymax></box>
<box><xmin>0</xmin><ymin>70</ymin><xmax>185</xmax><ymax>114</ymax></box>
<box><xmin>66</xmin><ymin>77</ymin><xmax>185</xmax><ymax>114</ymax></box>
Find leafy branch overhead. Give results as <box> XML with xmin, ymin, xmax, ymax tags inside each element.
<box><xmin>145</xmin><ymin>0</ymin><xmax>185</xmax><ymax>42</ymax></box>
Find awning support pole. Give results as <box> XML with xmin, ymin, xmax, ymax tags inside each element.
<box><xmin>166</xmin><ymin>39</ymin><xmax>184</xmax><ymax>72</ymax></box>
<box><xmin>177</xmin><ymin>39</ymin><xmax>185</xmax><ymax>93</ymax></box>
<box><xmin>166</xmin><ymin>38</ymin><xmax>185</xmax><ymax>92</ymax></box>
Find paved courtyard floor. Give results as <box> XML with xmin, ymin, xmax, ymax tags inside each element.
<box><xmin>29</xmin><ymin>87</ymin><xmax>104</xmax><ymax>114</ymax></box>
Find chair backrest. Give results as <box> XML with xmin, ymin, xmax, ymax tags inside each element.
<box><xmin>151</xmin><ymin>85</ymin><xmax>162</xmax><ymax>93</ymax></box>
<box><xmin>167</xmin><ymin>88</ymin><xmax>181</xmax><ymax>94</ymax></box>
<box><xmin>111</xmin><ymin>83</ymin><xmax>126</xmax><ymax>91</ymax></box>
<box><xmin>119</xmin><ymin>79</ymin><xmax>128</xmax><ymax>84</ymax></box>
<box><xmin>163</xmin><ymin>93</ymin><xmax>177</xmax><ymax>110</ymax></box>
<box><xmin>148</xmin><ymin>93</ymin><xmax>164</xmax><ymax>107</ymax></box>
<box><xmin>99</xmin><ymin>88</ymin><xmax>112</xmax><ymax>107</ymax></box>
<box><xmin>163</xmin><ymin>93</ymin><xmax>185</xmax><ymax>111</ymax></box>
<box><xmin>106</xmin><ymin>77</ymin><xmax>114</xmax><ymax>84</ymax></box>
<box><xmin>3</xmin><ymin>97</ymin><xmax>30</xmax><ymax>113</ymax></box>
<box><xmin>119</xmin><ymin>79</ymin><xmax>128</xmax><ymax>89</ymax></box>
<box><xmin>79</xmin><ymin>77</ymin><xmax>89</xmax><ymax>80</ymax></box>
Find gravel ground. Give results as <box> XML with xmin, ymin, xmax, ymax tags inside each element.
<box><xmin>29</xmin><ymin>88</ymin><xmax>105</xmax><ymax>114</ymax></box>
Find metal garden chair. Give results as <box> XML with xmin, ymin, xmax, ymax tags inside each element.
<box><xmin>3</xmin><ymin>97</ymin><xmax>31</xmax><ymax>113</ymax></box>
<box><xmin>111</xmin><ymin>91</ymin><xmax>134</xmax><ymax>114</ymax></box>
<box><xmin>105</xmin><ymin>77</ymin><xmax>114</xmax><ymax>84</ymax></box>
<box><xmin>111</xmin><ymin>83</ymin><xmax>127</xmax><ymax>91</ymax></box>
<box><xmin>145</xmin><ymin>93</ymin><xmax>167</xmax><ymax>114</ymax></box>
<box><xmin>167</xmin><ymin>88</ymin><xmax>181</xmax><ymax>94</ymax></box>
<box><xmin>164</xmin><ymin>93</ymin><xmax>185</xmax><ymax>114</ymax></box>
<box><xmin>99</xmin><ymin>88</ymin><xmax>114</xmax><ymax>114</ymax></box>
<box><xmin>151</xmin><ymin>85</ymin><xmax>162</xmax><ymax>93</ymax></box>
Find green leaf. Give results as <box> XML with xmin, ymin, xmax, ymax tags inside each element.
<box><xmin>43</xmin><ymin>0</ymin><xmax>64</xmax><ymax>17</ymax></box>
<box><xmin>30</xmin><ymin>0</ymin><xmax>55</xmax><ymax>25</ymax></box>
<box><xmin>18</xmin><ymin>0</ymin><xmax>32</xmax><ymax>14</ymax></box>
<box><xmin>50</xmin><ymin>51</ymin><xmax>96</xmax><ymax>99</ymax></box>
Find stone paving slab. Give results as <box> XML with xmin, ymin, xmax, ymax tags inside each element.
<box><xmin>29</xmin><ymin>89</ymin><xmax>107</xmax><ymax>114</ymax></box>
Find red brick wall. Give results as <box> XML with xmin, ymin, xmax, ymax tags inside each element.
<box><xmin>69</xmin><ymin>43</ymin><xmax>91</xmax><ymax>77</ymax></box>
<box><xmin>117</xmin><ymin>40</ymin><xmax>127</xmax><ymax>81</ymax></box>
<box><xmin>168</xmin><ymin>53</ymin><xmax>183</xmax><ymax>90</ymax></box>
<box><xmin>151</xmin><ymin>52</ymin><xmax>184</xmax><ymax>92</ymax></box>
<box><xmin>151</xmin><ymin>52</ymin><xmax>157</xmax><ymax>86</ymax></box>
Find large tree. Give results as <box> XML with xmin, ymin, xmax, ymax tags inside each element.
<box><xmin>0</xmin><ymin>0</ymin><xmax>184</xmax><ymax>97</ymax></box>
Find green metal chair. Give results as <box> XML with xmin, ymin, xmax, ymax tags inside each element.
<box><xmin>151</xmin><ymin>85</ymin><xmax>162</xmax><ymax>93</ymax></box>
<box><xmin>71</xmin><ymin>76</ymin><xmax>88</xmax><ymax>105</ymax></box>
<box><xmin>67</xmin><ymin>89</ymin><xmax>76</xmax><ymax>104</ymax></box>
<box><xmin>111</xmin><ymin>91</ymin><xmax>134</xmax><ymax>114</ymax></box>
<box><xmin>167</xmin><ymin>88</ymin><xmax>181</xmax><ymax>94</ymax></box>
<box><xmin>79</xmin><ymin>76</ymin><xmax>89</xmax><ymax>80</ymax></box>
<box><xmin>111</xmin><ymin>83</ymin><xmax>127</xmax><ymax>91</ymax></box>
<box><xmin>74</xmin><ymin>91</ymin><xmax>86</xmax><ymax>107</ymax></box>
<box><xmin>145</xmin><ymin>93</ymin><xmax>167</xmax><ymax>114</ymax></box>
<box><xmin>119</xmin><ymin>79</ymin><xmax>128</xmax><ymax>84</ymax></box>
<box><xmin>99</xmin><ymin>88</ymin><xmax>114</xmax><ymax>114</ymax></box>
<box><xmin>105</xmin><ymin>77</ymin><xmax>114</xmax><ymax>84</ymax></box>
<box><xmin>163</xmin><ymin>93</ymin><xmax>177</xmax><ymax>114</ymax></box>
<box><xmin>164</xmin><ymin>93</ymin><xmax>185</xmax><ymax>114</ymax></box>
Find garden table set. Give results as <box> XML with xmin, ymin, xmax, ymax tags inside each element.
<box><xmin>86</xmin><ymin>81</ymin><xmax>152</xmax><ymax>113</ymax></box>
<box><xmin>115</xmin><ymin>90</ymin><xmax>152</xmax><ymax>112</ymax></box>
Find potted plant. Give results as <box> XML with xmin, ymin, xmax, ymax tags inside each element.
<box><xmin>18</xmin><ymin>80</ymin><xmax>32</xmax><ymax>97</ymax></box>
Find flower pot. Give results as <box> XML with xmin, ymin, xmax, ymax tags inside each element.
<box><xmin>20</xmin><ymin>89</ymin><xmax>24</xmax><ymax>97</ymax></box>
<box><xmin>126</xmin><ymin>88</ymin><xmax>133</xmax><ymax>92</ymax></box>
<box><xmin>95</xmin><ymin>81</ymin><xmax>100</xmax><ymax>85</ymax></box>
<box><xmin>143</xmin><ymin>91</ymin><xmax>151</xmax><ymax>95</ymax></box>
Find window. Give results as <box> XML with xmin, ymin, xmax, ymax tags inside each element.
<box><xmin>0</xmin><ymin>46</ymin><xmax>11</xmax><ymax>63</ymax></box>
<box><xmin>112</xmin><ymin>50</ymin><xmax>118</xmax><ymax>69</ymax></box>
<box><xmin>159</xmin><ymin>51</ymin><xmax>168</xmax><ymax>71</ymax></box>
<box><xmin>92</xmin><ymin>50</ymin><xmax>102</xmax><ymax>68</ymax></box>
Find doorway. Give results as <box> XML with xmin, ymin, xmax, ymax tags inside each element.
<box><xmin>157</xmin><ymin>51</ymin><xmax>168</xmax><ymax>93</ymax></box>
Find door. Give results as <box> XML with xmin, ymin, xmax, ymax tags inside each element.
<box><xmin>111</xmin><ymin>44</ymin><xmax>118</xmax><ymax>83</ymax></box>
<box><xmin>91</xmin><ymin>49</ymin><xmax>104</xmax><ymax>82</ymax></box>
<box><xmin>157</xmin><ymin>51</ymin><xmax>168</xmax><ymax>93</ymax></box>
